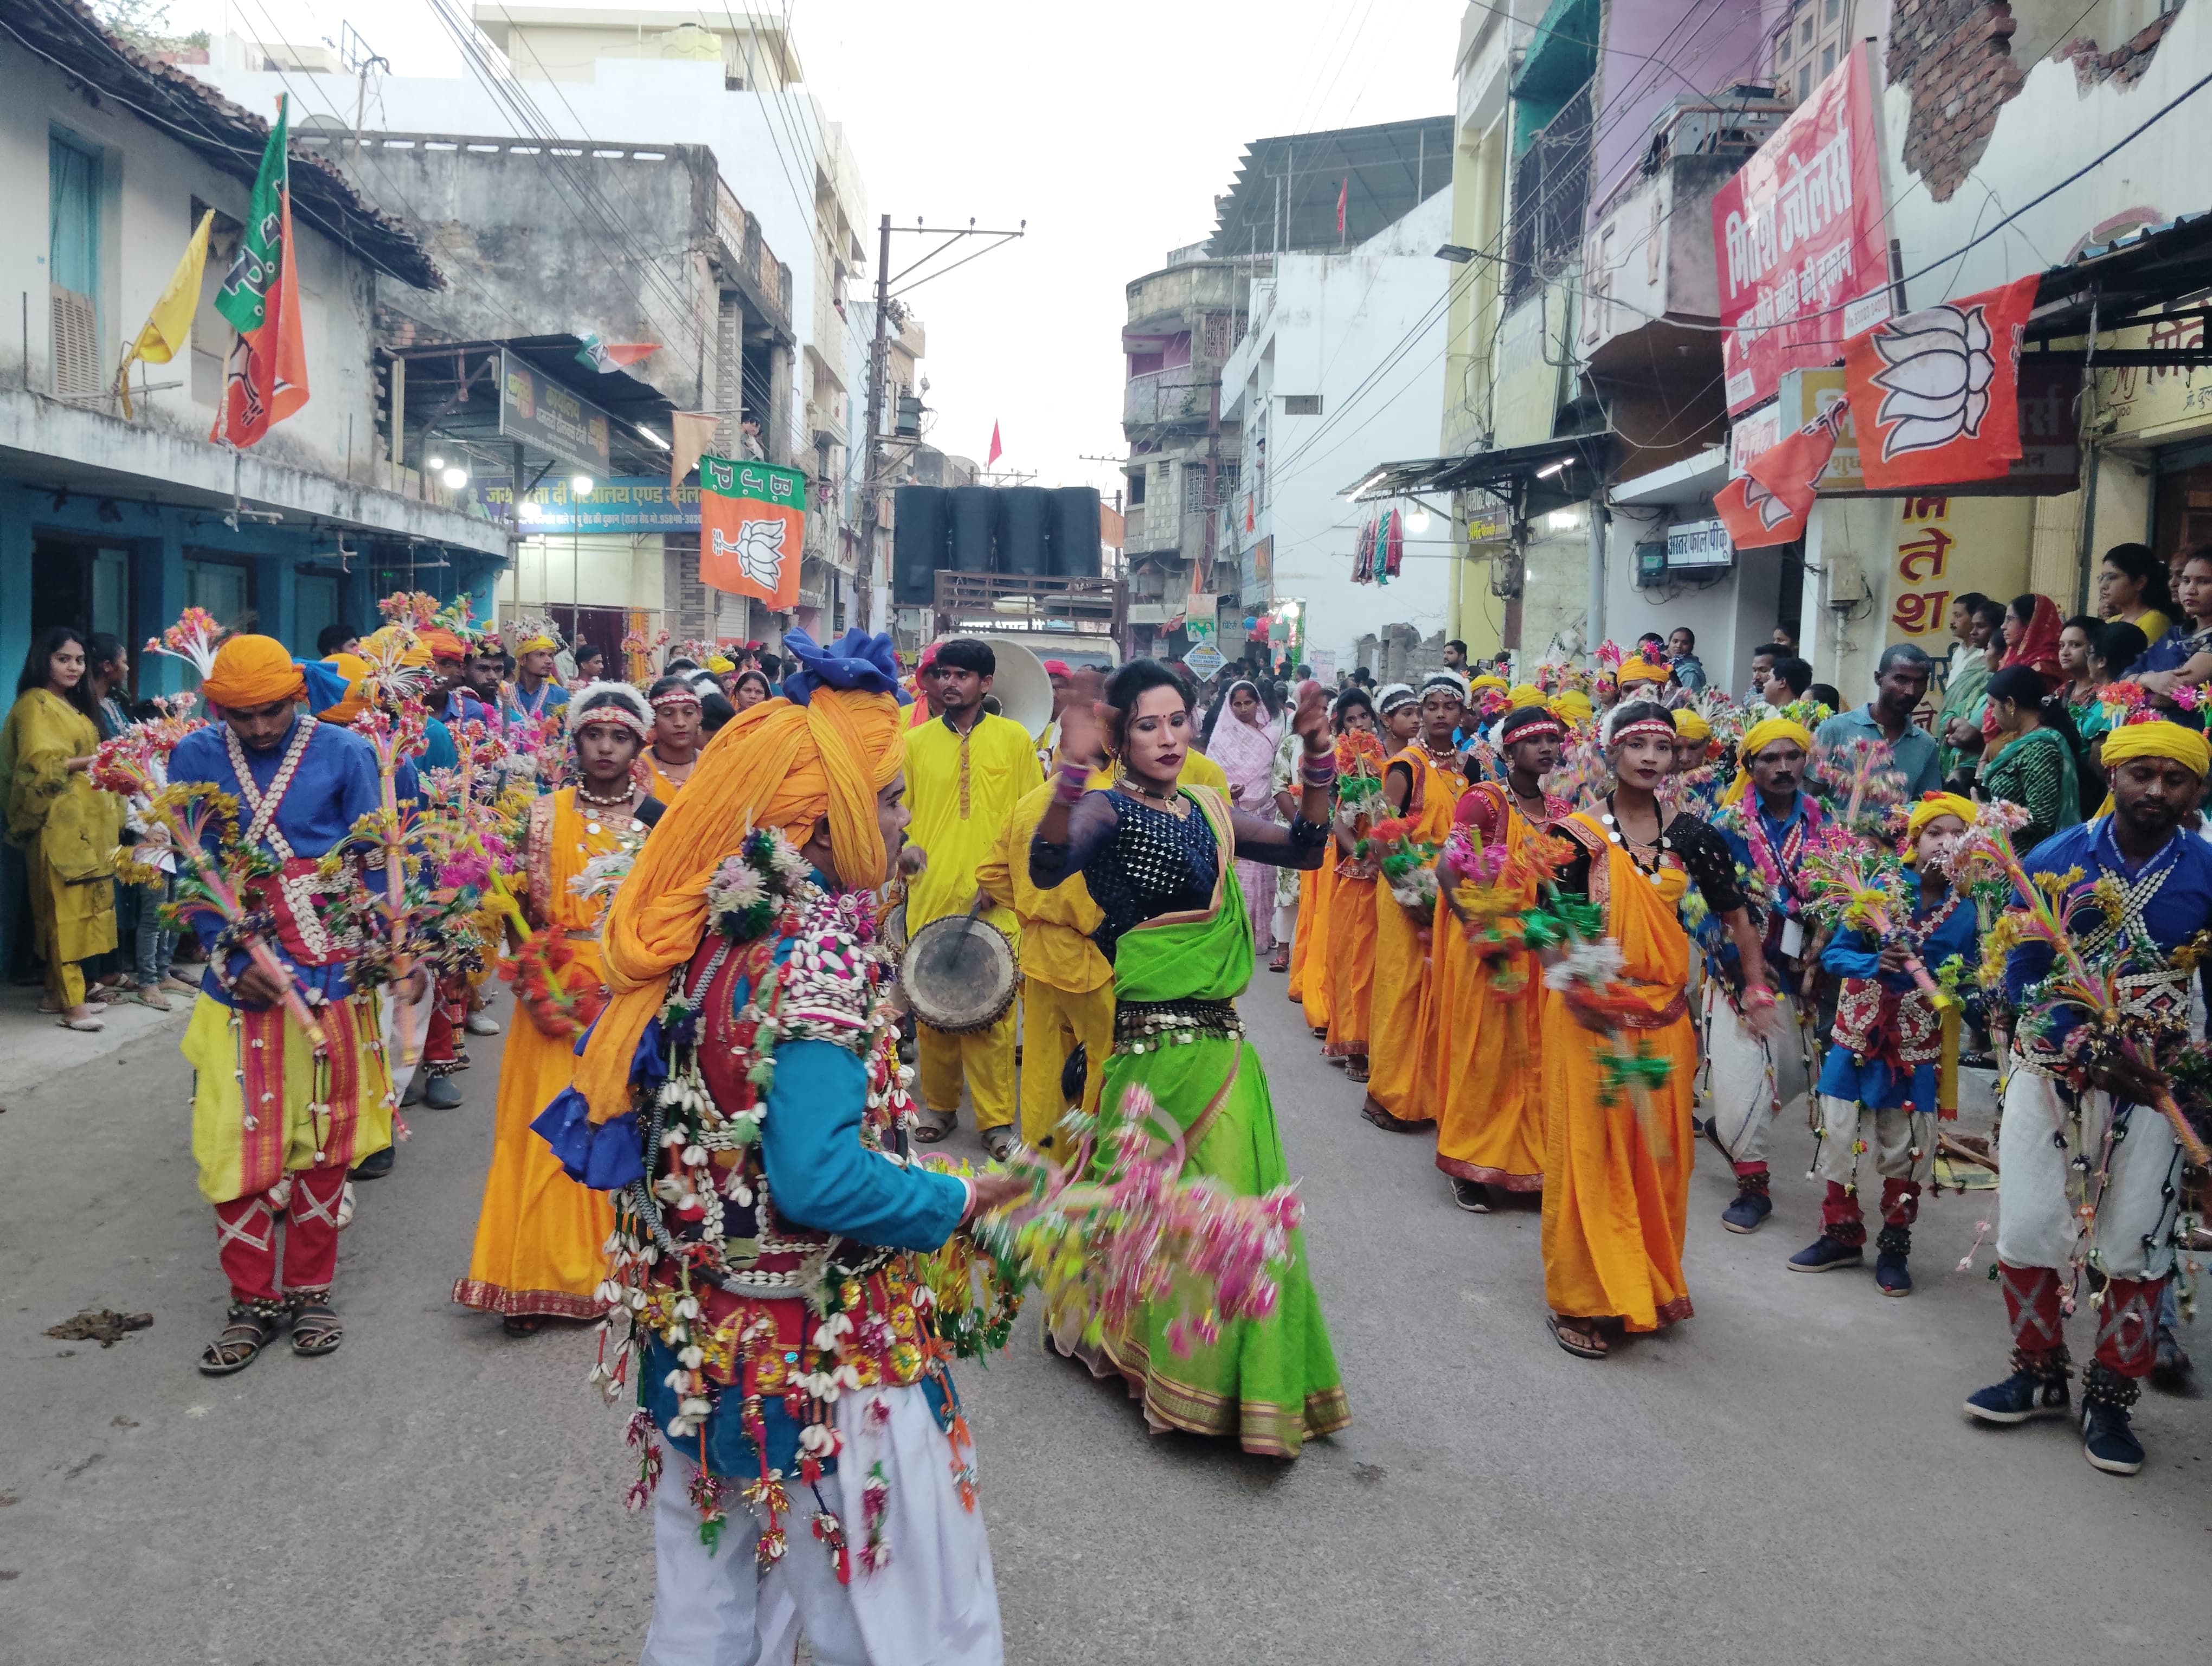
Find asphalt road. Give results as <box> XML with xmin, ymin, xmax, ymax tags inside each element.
<box><xmin>3</xmin><ymin>979</ymin><xmax>2209</xmax><ymax>1665</ymax></box>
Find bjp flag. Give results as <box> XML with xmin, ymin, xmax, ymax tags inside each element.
<box><xmin>210</xmin><ymin>97</ymin><xmax>308</xmax><ymax>447</ymax></box>
<box><xmin>698</xmin><ymin>454</ymin><xmax>805</xmax><ymax>610</ymax></box>
<box><xmin>1715</xmin><ymin>401</ymin><xmax>1847</xmax><ymax>550</ymax></box>
<box><xmin>1844</xmin><ymin>273</ymin><xmax>2039</xmax><ymax>490</ymax></box>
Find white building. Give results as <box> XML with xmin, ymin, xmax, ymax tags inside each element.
<box><xmin>1219</xmin><ymin>190</ymin><xmax>1454</xmax><ymax>676</ymax></box>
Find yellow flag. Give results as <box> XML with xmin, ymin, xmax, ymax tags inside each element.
<box><xmin>117</xmin><ymin>209</ymin><xmax>213</xmax><ymax>416</ymax></box>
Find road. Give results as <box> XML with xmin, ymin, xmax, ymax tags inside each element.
<box><xmin>2</xmin><ymin>976</ymin><xmax>2209</xmax><ymax>1665</ymax></box>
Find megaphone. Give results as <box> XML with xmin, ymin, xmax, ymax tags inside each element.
<box><xmin>933</xmin><ymin>635</ymin><xmax>1054</xmax><ymax>738</ymax></box>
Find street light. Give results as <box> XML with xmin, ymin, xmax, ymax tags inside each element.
<box><xmin>440</xmin><ymin>465</ymin><xmax>469</xmax><ymax>489</ymax></box>
<box><xmin>571</xmin><ymin>474</ymin><xmax>595</xmax><ymax>495</ymax></box>
<box><xmin>1435</xmin><ymin>244</ymin><xmax>1477</xmax><ymax>263</ymax></box>
<box><xmin>426</xmin><ymin>454</ymin><xmax>446</xmax><ymax>471</ymax></box>
<box><xmin>1406</xmin><ymin>507</ymin><xmax>1431</xmax><ymax>534</ymax></box>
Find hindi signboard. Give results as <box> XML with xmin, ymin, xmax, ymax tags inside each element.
<box><xmin>1712</xmin><ymin>48</ymin><xmax>1889</xmax><ymax>415</ymax></box>
<box><xmin>499</xmin><ymin>349</ymin><xmax>614</xmax><ymax>475</ymax></box>
<box><xmin>477</xmin><ymin>475</ymin><xmax>700</xmax><ymax>534</ymax></box>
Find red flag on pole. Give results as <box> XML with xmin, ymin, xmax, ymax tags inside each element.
<box><xmin>1336</xmin><ymin>177</ymin><xmax>1348</xmax><ymax>238</ymax></box>
<box><xmin>986</xmin><ymin>421</ymin><xmax>1002</xmax><ymax>468</ymax></box>
<box><xmin>1843</xmin><ymin>273</ymin><xmax>2039</xmax><ymax>490</ymax></box>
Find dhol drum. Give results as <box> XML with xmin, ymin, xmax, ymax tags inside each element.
<box><xmin>899</xmin><ymin>904</ymin><xmax>1017</xmax><ymax>1034</ymax></box>
<box><xmin>881</xmin><ymin>900</ymin><xmax>909</xmax><ymax>962</ymax></box>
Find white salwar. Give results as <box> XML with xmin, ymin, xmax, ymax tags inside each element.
<box><xmin>1699</xmin><ymin>986</ymin><xmax>1811</xmax><ymax>1165</ymax></box>
<box><xmin>1994</xmin><ymin>1068</ymin><xmax>2185</xmax><ymax>1282</ymax></box>
<box><xmin>380</xmin><ymin>975</ymin><xmax>436</xmax><ymax>1104</ymax></box>
<box><xmin>641</xmin><ymin>1382</ymin><xmax>1004</xmax><ymax>1666</ymax></box>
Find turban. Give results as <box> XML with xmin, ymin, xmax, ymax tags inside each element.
<box><xmin>361</xmin><ymin>625</ymin><xmax>433</xmax><ymax>670</ymax></box>
<box><xmin>1469</xmin><ymin>674</ymin><xmax>1509</xmax><ymax>694</ymax></box>
<box><xmin>1724</xmin><ymin>715</ymin><xmax>1816</xmax><ymax>803</ymax></box>
<box><xmin>1672</xmin><ymin>707</ymin><xmax>1712</xmax><ymax>742</ymax></box>
<box><xmin>705</xmin><ymin>654</ymin><xmax>735</xmax><ymax>674</ymax></box>
<box><xmin>1902</xmin><ymin>791</ymin><xmax>1976</xmax><ymax>863</ymax></box>
<box><xmin>2094</xmin><ymin>719</ymin><xmax>2211</xmax><ymax>815</ymax></box>
<box><xmin>515</xmin><ymin>631</ymin><xmax>560</xmax><ymax>655</ymax></box>
<box><xmin>201</xmin><ymin>634</ymin><xmax>306</xmax><ymax>709</ymax></box>
<box><xmin>1549</xmin><ymin>690</ymin><xmax>1593</xmax><ymax>725</ymax></box>
<box><xmin>421</xmin><ymin>628</ymin><xmax>467</xmax><ymax>662</ymax></box>
<box><xmin>574</xmin><ymin>644</ymin><xmax>906</xmax><ymax>1125</ymax></box>
<box><xmin>313</xmin><ymin>652</ymin><xmax>370</xmax><ymax>726</ymax></box>
<box><xmin>1507</xmin><ymin>682</ymin><xmax>1548</xmax><ymax>710</ymax></box>
<box><xmin>1617</xmin><ymin>656</ymin><xmax>1671</xmax><ymax>688</ymax></box>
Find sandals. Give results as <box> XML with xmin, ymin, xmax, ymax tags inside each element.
<box><xmin>198</xmin><ymin>1303</ymin><xmax>284</xmax><ymax>1376</ymax></box>
<box><xmin>1346</xmin><ymin>1058</ymin><xmax>1371</xmax><ymax>1084</ymax></box>
<box><xmin>56</xmin><ymin>1010</ymin><xmax>106</xmax><ymax>1032</ymax></box>
<box><xmin>288</xmin><ymin>1297</ymin><xmax>344</xmax><ymax>1358</ymax></box>
<box><xmin>501</xmin><ymin>1314</ymin><xmax>547</xmax><ymax>1338</ymax></box>
<box><xmin>982</xmin><ymin>1126</ymin><xmax>1017</xmax><ymax>1164</ymax></box>
<box><xmin>1268</xmin><ymin>950</ymin><xmax>1291</xmax><ymax>973</ymax></box>
<box><xmin>910</xmin><ymin>1108</ymin><xmax>956</xmax><ymax>1144</ymax></box>
<box><xmin>1547</xmin><ymin>1313</ymin><xmax>1609</xmax><ymax>1360</ymax></box>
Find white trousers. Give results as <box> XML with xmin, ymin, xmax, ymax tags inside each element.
<box><xmin>641</xmin><ymin>1383</ymin><xmax>1004</xmax><ymax>1666</ymax></box>
<box><xmin>380</xmin><ymin>975</ymin><xmax>436</xmax><ymax>1104</ymax></box>
<box><xmin>1995</xmin><ymin>1069</ymin><xmax>2185</xmax><ymax>1281</ymax></box>
<box><xmin>1701</xmin><ymin>986</ymin><xmax>1809</xmax><ymax>1166</ymax></box>
<box><xmin>1814</xmin><ymin>1095</ymin><xmax>1930</xmax><ymax>1191</ymax></box>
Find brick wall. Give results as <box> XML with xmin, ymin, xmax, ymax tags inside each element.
<box><xmin>1885</xmin><ymin>0</ymin><xmax>2024</xmax><ymax>203</ymax></box>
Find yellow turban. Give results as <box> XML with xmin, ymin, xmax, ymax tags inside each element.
<box><xmin>1902</xmin><ymin>791</ymin><xmax>1976</xmax><ymax>862</ymax></box>
<box><xmin>1673</xmin><ymin>707</ymin><xmax>1712</xmax><ymax>742</ymax></box>
<box><xmin>1507</xmin><ymin>683</ymin><xmax>1548</xmax><ymax>710</ymax></box>
<box><xmin>706</xmin><ymin>654</ymin><xmax>735</xmax><ymax>674</ymax></box>
<box><xmin>514</xmin><ymin>631</ymin><xmax>560</xmax><ymax>655</ymax></box>
<box><xmin>201</xmin><ymin>634</ymin><xmax>305</xmax><ymax>709</ymax></box>
<box><xmin>2094</xmin><ymin>719</ymin><xmax>2211</xmax><ymax>816</ymax></box>
<box><xmin>1724</xmin><ymin>716</ymin><xmax>1816</xmax><ymax>804</ymax></box>
<box><xmin>1469</xmin><ymin>674</ymin><xmax>1508</xmax><ymax>693</ymax></box>
<box><xmin>360</xmin><ymin>625</ymin><xmax>433</xmax><ymax>670</ymax></box>
<box><xmin>314</xmin><ymin>652</ymin><xmax>370</xmax><ymax>726</ymax></box>
<box><xmin>574</xmin><ymin>687</ymin><xmax>905</xmax><ymax>1124</ymax></box>
<box><xmin>1549</xmin><ymin>689</ymin><xmax>1594</xmax><ymax>724</ymax></box>
<box><xmin>1617</xmin><ymin>656</ymin><xmax>1671</xmax><ymax>688</ymax></box>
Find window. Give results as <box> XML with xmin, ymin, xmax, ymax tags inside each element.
<box><xmin>184</xmin><ymin>557</ymin><xmax>253</xmax><ymax>629</ymax></box>
<box><xmin>91</xmin><ymin>549</ymin><xmax>129</xmax><ymax>641</ymax></box>
<box><xmin>1821</xmin><ymin>43</ymin><xmax>1835</xmax><ymax>76</ymax></box>
<box><xmin>1127</xmin><ymin>469</ymin><xmax>1146</xmax><ymax>505</ymax></box>
<box><xmin>1825</xmin><ymin>0</ymin><xmax>1840</xmax><ymax>16</ymax></box>
<box><xmin>49</xmin><ymin>130</ymin><xmax>101</xmax><ymax>401</ymax></box>
<box><xmin>1799</xmin><ymin>16</ymin><xmax>1812</xmax><ymax>43</ymax></box>
<box><xmin>295</xmin><ymin>572</ymin><xmax>341</xmax><ymax>652</ymax></box>
<box><xmin>1283</xmin><ymin>394</ymin><xmax>1323</xmax><ymax>415</ymax></box>
<box><xmin>1798</xmin><ymin>65</ymin><xmax>1812</xmax><ymax>100</ymax></box>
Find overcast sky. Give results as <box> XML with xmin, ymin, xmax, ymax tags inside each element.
<box><xmin>165</xmin><ymin>0</ymin><xmax>1464</xmax><ymax>497</ymax></box>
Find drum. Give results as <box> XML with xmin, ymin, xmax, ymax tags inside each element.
<box><xmin>881</xmin><ymin>900</ymin><xmax>909</xmax><ymax>962</ymax></box>
<box><xmin>899</xmin><ymin>910</ymin><xmax>1017</xmax><ymax>1034</ymax></box>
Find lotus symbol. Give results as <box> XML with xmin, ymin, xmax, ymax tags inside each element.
<box><xmin>1742</xmin><ymin>476</ymin><xmax>1793</xmax><ymax>531</ymax></box>
<box><xmin>1868</xmin><ymin>302</ymin><xmax>1994</xmax><ymax>461</ymax></box>
<box><xmin>713</xmin><ymin>518</ymin><xmax>788</xmax><ymax>588</ymax></box>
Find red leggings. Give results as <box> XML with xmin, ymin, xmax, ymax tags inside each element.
<box><xmin>2000</xmin><ymin>1262</ymin><xmax>2164</xmax><ymax>1377</ymax></box>
<box><xmin>212</xmin><ymin>1167</ymin><xmax>346</xmax><ymax>1304</ymax></box>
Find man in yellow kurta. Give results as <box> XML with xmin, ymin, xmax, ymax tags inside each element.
<box><xmin>977</xmin><ymin>775</ymin><xmax>1112</xmax><ymax>1156</ymax></box>
<box><xmin>903</xmin><ymin>638</ymin><xmax>1044</xmax><ymax>1158</ymax></box>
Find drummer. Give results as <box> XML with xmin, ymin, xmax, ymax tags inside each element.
<box><xmin>902</xmin><ymin>638</ymin><xmax>1045</xmax><ymax>1159</ymax></box>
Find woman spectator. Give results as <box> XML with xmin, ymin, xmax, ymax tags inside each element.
<box><xmin>1937</xmin><ymin>595</ymin><xmax>2005</xmax><ymax>783</ymax></box>
<box><xmin>1977</xmin><ymin>665</ymin><xmax>2082</xmax><ymax>853</ymax></box>
<box><xmin>1997</xmin><ymin>594</ymin><xmax>2065</xmax><ymax>689</ymax></box>
<box><xmin>0</xmin><ymin>627</ymin><xmax>120</xmax><ymax>1030</ymax></box>
<box><xmin>2071</xmin><ymin>619</ymin><xmax>2147</xmax><ymax>817</ymax></box>
<box><xmin>729</xmin><ymin>667</ymin><xmax>772</xmax><ymax>711</ymax></box>
<box><xmin>2097</xmin><ymin>542</ymin><xmax>2173</xmax><ymax>646</ymax></box>
<box><xmin>1200</xmin><ymin>677</ymin><xmax>1284</xmax><ymax>957</ymax></box>
<box><xmin>84</xmin><ymin>635</ymin><xmax>138</xmax><ymax>1002</ymax></box>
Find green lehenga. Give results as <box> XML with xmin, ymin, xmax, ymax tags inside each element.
<box><xmin>1061</xmin><ymin>786</ymin><xmax>1349</xmax><ymax>1457</ymax></box>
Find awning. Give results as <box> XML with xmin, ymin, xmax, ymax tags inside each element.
<box><xmin>1609</xmin><ymin>445</ymin><xmax>1727</xmax><ymax>508</ymax></box>
<box><xmin>2023</xmin><ymin>211</ymin><xmax>2212</xmax><ymax>367</ymax></box>
<box><xmin>1341</xmin><ymin>432</ymin><xmax>1611</xmax><ymax>518</ymax></box>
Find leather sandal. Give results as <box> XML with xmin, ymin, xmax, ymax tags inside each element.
<box><xmin>288</xmin><ymin>1297</ymin><xmax>344</xmax><ymax>1357</ymax></box>
<box><xmin>910</xmin><ymin>1108</ymin><xmax>956</xmax><ymax>1144</ymax></box>
<box><xmin>198</xmin><ymin>1303</ymin><xmax>283</xmax><ymax>1376</ymax></box>
<box><xmin>1547</xmin><ymin>1312</ymin><xmax>1609</xmax><ymax>1360</ymax></box>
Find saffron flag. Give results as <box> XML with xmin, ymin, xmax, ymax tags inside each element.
<box><xmin>1336</xmin><ymin>177</ymin><xmax>1348</xmax><ymax>236</ymax></box>
<box><xmin>986</xmin><ymin>421</ymin><xmax>1003</xmax><ymax>467</ymax></box>
<box><xmin>698</xmin><ymin>454</ymin><xmax>805</xmax><ymax>610</ymax></box>
<box><xmin>668</xmin><ymin>411</ymin><xmax>716</xmax><ymax>486</ymax></box>
<box><xmin>1716</xmin><ymin>401</ymin><xmax>1848</xmax><ymax>550</ymax></box>
<box><xmin>210</xmin><ymin>97</ymin><xmax>308</xmax><ymax>447</ymax></box>
<box><xmin>1844</xmin><ymin>273</ymin><xmax>2040</xmax><ymax>490</ymax></box>
<box><xmin>116</xmin><ymin>207</ymin><xmax>213</xmax><ymax>418</ymax></box>
<box><xmin>577</xmin><ymin>334</ymin><xmax>659</xmax><ymax>373</ymax></box>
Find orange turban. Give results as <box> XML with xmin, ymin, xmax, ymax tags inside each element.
<box><xmin>574</xmin><ymin>687</ymin><xmax>905</xmax><ymax>1123</ymax></box>
<box><xmin>201</xmin><ymin>634</ymin><xmax>305</xmax><ymax>709</ymax></box>
<box><xmin>421</xmin><ymin>628</ymin><xmax>467</xmax><ymax>662</ymax></box>
<box><xmin>314</xmin><ymin>652</ymin><xmax>370</xmax><ymax>725</ymax></box>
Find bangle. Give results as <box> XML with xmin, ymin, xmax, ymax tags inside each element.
<box><xmin>1300</xmin><ymin>757</ymin><xmax>1338</xmax><ymax>787</ymax></box>
<box><xmin>1051</xmin><ymin>755</ymin><xmax>1088</xmax><ymax>805</ymax></box>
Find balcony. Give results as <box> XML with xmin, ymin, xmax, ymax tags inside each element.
<box><xmin>1506</xmin><ymin>82</ymin><xmax>1592</xmax><ymax>305</ymax></box>
<box><xmin>1124</xmin><ymin>364</ymin><xmax>1213</xmax><ymax>430</ymax></box>
<box><xmin>1126</xmin><ymin>259</ymin><xmax>1244</xmax><ymax>329</ymax></box>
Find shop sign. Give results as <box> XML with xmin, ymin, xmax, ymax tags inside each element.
<box><xmin>498</xmin><ymin>350</ymin><xmax>613</xmax><ymax>474</ymax></box>
<box><xmin>1880</xmin><ymin>496</ymin><xmax>2033</xmax><ymax>644</ymax></box>
<box><xmin>2095</xmin><ymin>312</ymin><xmax>2211</xmax><ymax>443</ymax></box>
<box><xmin>477</xmin><ymin>475</ymin><xmax>700</xmax><ymax>533</ymax></box>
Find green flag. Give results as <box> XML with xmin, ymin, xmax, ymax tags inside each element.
<box><xmin>216</xmin><ymin>97</ymin><xmax>288</xmax><ymax>336</ymax></box>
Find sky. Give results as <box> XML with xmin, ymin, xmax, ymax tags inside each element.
<box><xmin>159</xmin><ymin>0</ymin><xmax>1465</xmax><ymax>499</ymax></box>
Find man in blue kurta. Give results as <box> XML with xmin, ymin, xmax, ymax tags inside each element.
<box><xmin>1965</xmin><ymin>721</ymin><xmax>2212</xmax><ymax>1477</ymax></box>
<box><xmin>173</xmin><ymin>636</ymin><xmax>407</xmax><ymax>1379</ymax></box>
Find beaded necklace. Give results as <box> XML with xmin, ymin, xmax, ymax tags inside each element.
<box><xmin>1599</xmin><ymin>792</ymin><xmax>1675</xmax><ymax>888</ymax></box>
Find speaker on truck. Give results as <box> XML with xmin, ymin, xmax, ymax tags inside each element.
<box><xmin>948</xmin><ymin>485</ymin><xmax>998</xmax><ymax>573</ymax></box>
<box><xmin>1049</xmin><ymin>486</ymin><xmax>1102</xmax><ymax>578</ymax></box>
<box><xmin>891</xmin><ymin>485</ymin><xmax>948</xmax><ymax>606</ymax></box>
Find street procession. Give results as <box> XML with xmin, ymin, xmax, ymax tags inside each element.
<box><xmin>7</xmin><ymin>0</ymin><xmax>2212</xmax><ymax>1661</ymax></box>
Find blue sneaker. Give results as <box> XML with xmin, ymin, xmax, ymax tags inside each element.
<box><xmin>1964</xmin><ymin>1352</ymin><xmax>2072</xmax><ymax>1425</ymax></box>
<box><xmin>2080</xmin><ymin>1364</ymin><xmax>2145</xmax><ymax>1475</ymax></box>
<box><xmin>1787</xmin><ymin>1233</ymin><xmax>1863</xmax><ymax>1272</ymax></box>
<box><xmin>1720</xmin><ymin>1182</ymin><xmax>1772</xmax><ymax>1234</ymax></box>
<box><xmin>1873</xmin><ymin>1226</ymin><xmax>1912</xmax><ymax>1296</ymax></box>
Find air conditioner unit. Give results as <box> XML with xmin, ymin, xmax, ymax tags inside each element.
<box><xmin>50</xmin><ymin>285</ymin><xmax>101</xmax><ymax>403</ymax></box>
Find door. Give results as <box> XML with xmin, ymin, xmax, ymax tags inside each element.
<box><xmin>30</xmin><ymin>536</ymin><xmax>132</xmax><ymax>664</ymax></box>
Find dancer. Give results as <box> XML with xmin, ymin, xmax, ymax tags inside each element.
<box><xmin>1363</xmin><ymin>670</ymin><xmax>1471</xmax><ymax>1132</ymax></box>
<box><xmin>1542</xmin><ymin>702</ymin><xmax>1779</xmax><ymax>1358</ymax></box>
<box><xmin>1704</xmin><ymin>713</ymin><xmax>1824</xmax><ymax>1233</ymax></box>
<box><xmin>1291</xmin><ymin>688</ymin><xmax>1372</xmax><ymax>1036</ymax></box>
<box><xmin>1327</xmin><ymin>687</ymin><xmax>1407</xmax><ymax>1081</ymax></box>
<box><xmin>172</xmin><ymin>636</ymin><xmax>404</xmax><ymax>1375</ymax></box>
<box><xmin>505</xmin><ymin>625</ymin><xmax>569</xmax><ymax>722</ymax></box>
<box><xmin>453</xmin><ymin>684</ymin><xmax>651</xmax><ymax>1332</ymax></box>
<box><xmin>1789</xmin><ymin>794</ymin><xmax>1979</xmax><ymax>1294</ymax></box>
<box><xmin>543</xmin><ymin>628</ymin><xmax>1020</xmax><ymax>1660</ymax></box>
<box><xmin>903</xmin><ymin>638</ymin><xmax>1044</xmax><ymax>1158</ymax></box>
<box><xmin>1204</xmin><ymin>677</ymin><xmax>1282</xmax><ymax>957</ymax></box>
<box><xmin>1031</xmin><ymin>660</ymin><xmax>1348</xmax><ymax>1455</ymax></box>
<box><xmin>1432</xmin><ymin>702</ymin><xmax>1570</xmax><ymax>1210</ymax></box>
<box><xmin>1964</xmin><ymin>722</ymin><xmax>2212</xmax><ymax>1476</ymax></box>
<box><xmin>645</xmin><ymin>675</ymin><xmax>704</xmax><ymax>802</ymax></box>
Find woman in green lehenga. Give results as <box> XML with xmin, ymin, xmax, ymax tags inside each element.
<box><xmin>1030</xmin><ymin>660</ymin><xmax>1349</xmax><ymax>1457</ymax></box>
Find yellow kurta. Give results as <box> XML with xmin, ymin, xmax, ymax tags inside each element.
<box><xmin>0</xmin><ymin>689</ymin><xmax>120</xmax><ymax>995</ymax></box>
<box><xmin>455</xmin><ymin>789</ymin><xmax>627</xmax><ymax>1318</ymax></box>
<box><xmin>1366</xmin><ymin>748</ymin><xmax>1468</xmax><ymax>1125</ymax></box>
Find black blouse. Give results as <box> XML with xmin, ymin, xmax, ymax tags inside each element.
<box><xmin>1554</xmin><ymin>804</ymin><xmax>1746</xmax><ymax>917</ymax></box>
<box><xmin>1028</xmin><ymin>788</ymin><xmax>1327</xmax><ymax>959</ymax></box>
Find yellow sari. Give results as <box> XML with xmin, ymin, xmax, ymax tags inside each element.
<box><xmin>1539</xmin><ymin>812</ymin><xmax>1698</xmax><ymax>1331</ymax></box>
<box><xmin>1365</xmin><ymin>748</ymin><xmax>1467</xmax><ymax>1124</ymax></box>
<box><xmin>454</xmin><ymin>789</ymin><xmax>627</xmax><ymax>1318</ymax></box>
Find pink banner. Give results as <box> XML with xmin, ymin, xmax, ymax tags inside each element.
<box><xmin>1712</xmin><ymin>49</ymin><xmax>1889</xmax><ymax>415</ymax></box>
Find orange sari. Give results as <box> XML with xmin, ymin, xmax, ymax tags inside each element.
<box><xmin>1538</xmin><ymin>812</ymin><xmax>1697</xmax><ymax>1331</ymax></box>
<box><xmin>1324</xmin><ymin>856</ymin><xmax>1377</xmax><ymax>1059</ymax></box>
<box><xmin>1366</xmin><ymin>748</ymin><xmax>1468</xmax><ymax>1124</ymax></box>
<box><xmin>1290</xmin><ymin>859</ymin><xmax>1335</xmax><ymax>1030</ymax></box>
<box><xmin>1432</xmin><ymin>787</ymin><xmax>1555</xmax><ymax>1191</ymax></box>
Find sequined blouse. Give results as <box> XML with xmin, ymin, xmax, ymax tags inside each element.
<box><xmin>1029</xmin><ymin>788</ymin><xmax>1327</xmax><ymax>959</ymax></box>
